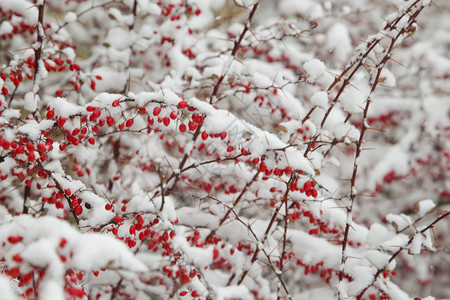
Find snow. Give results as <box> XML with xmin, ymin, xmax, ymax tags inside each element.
<box><xmin>0</xmin><ymin>215</ymin><xmax>147</xmax><ymax>273</ymax></box>
<box><xmin>303</xmin><ymin>59</ymin><xmax>327</xmax><ymax>81</ymax></box>
<box><xmin>64</xmin><ymin>12</ymin><xmax>77</xmax><ymax>23</ymax></box>
<box><xmin>0</xmin><ymin>0</ymin><xmax>448</xmax><ymax>298</ymax></box>
<box><xmin>79</xmin><ymin>191</ymin><xmax>115</xmax><ymax>226</ymax></box>
<box><xmin>0</xmin><ymin>0</ymin><xmax>38</xmax><ymax>23</ymax></box>
<box><xmin>0</xmin><ymin>275</ymin><xmax>18</xmax><ymax>300</ymax></box>
<box><xmin>234</xmin><ymin>0</ymin><xmax>259</xmax><ymax>7</ymax></box>
<box><xmin>386</xmin><ymin>213</ymin><xmax>412</xmax><ymax>231</ymax></box>
<box><xmin>24</xmin><ymin>92</ymin><xmax>39</xmax><ymax>112</ymax></box>
<box><xmin>279</xmin><ymin>0</ymin><xmax>324</xmax><ymax>19</ymax></box>
<box><xmin>105</xmin><ymin>27</ymin><xmax>134</xmax><ymax>51</ymax></box>
<box><xmin>137</xmin><ymin>0</ymin><xmax>162</xmax><ymax>15</ymax></box>
<box><xmin>18</xmin><ymin>119</ymin><xmax>54</xmax><ymax>140</ymax></box>
<box><xmin>332</xmin><ymin>123</ymin><xmax>360</xmax><ymax>142</ymax></box>
<box><xmin>364</xmin><ymin>250</ymin><xmax>390</xmax><ymax>269</ymax></box>
<box><xmin>48</xmin><ymin>97</ymin><xmax>84</xmax><ymax>118</ymax></box>
<box><xmin>339</xmin><ymin>75</ymin><xmax>371</xmax><ymax>114</ymax></box>
<box><xmin>287</xmin><ymin>229</ymin><xmax>341</xmax><ymax>267</ymax></box>
<box><xmin>91</xmin><ymin>67</ymin><xmax>128</xmax><ymax>92</ymax></box>
<box><xmin>215</xmin><ymin>285</ymin><xmax>253</xmax><ymax>300</ymax></box>
<box><xmin>0</xmin><ymin>109</ymin><xmax>20</xmax><ymax>121</ymax></box>
<box><xmin>71</xmin><ymin>233</ymin><xmax>147</xmax><ymax>271</ymax></box>
<box><xmin>326</xmin><ymin>23</ymin><xmax>352</xmax><ymax>62</ymax></box>
<box><xmin>310</xmin><ymin>91</ymin><xmax>329</xmax><ymax>109</ymax></box>
<box><xmin>0</xmin><ymin>21</ymin><xmax>13</xmax><ymax>35</ymax></box>
<box><xmin>108</xmin><ymin>7</ymin><xmax>134</xmax><ymax>25</ymax></box>
<box><xmin>415</xmin><ymin>199</ymin><xmax>436</xmax><ymax>217</ymax></box>
<box><xmin>379</xmin><ymin>68</ymin><xmax>396</xmax><ymax>87</ymax></box>
<box><xmin>367</xmin><ymin>145</ymin><xmax>409</xmax><ymax>191</ymax></box>
<box><xmin>172</xmin><ymin>234</ymin><xmax>213</xmax><ymax>268</ymax></box>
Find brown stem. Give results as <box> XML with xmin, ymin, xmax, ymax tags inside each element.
<box><xmin>236</xmin><ymin>173</ymin><xmax>295</xmax><ymax>285</ymax></box>
<box><xmin>337</xmin><ymin>1</ymin><xmax>426</xmax><ymax>291</ymax></box>
<box><xmin>205</xmin><ymin>171</ymin><xmax>260</xmax><ymax>242</ymax></box>
<box><xmin>33</xmin><ymin>3</ymin><xmax>45</xmax><ymax>84</ymax></box>
<box><xmin>209</xmin><ymin>3</ymin><xmax>259</xmax><ymax>104</ymax></box>
<box><xmin>38</xmin><ymin>161</ymin><xmax>80</xmax><ymax>225</ymax></box>
<box><xmin>356</xmin><ymin>210</ymin><xmax>450</xmax><ymax>300</ymax></box>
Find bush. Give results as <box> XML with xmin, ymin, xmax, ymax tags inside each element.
<box><xmin>0</xmin><ymin>0</ymin><xmax>448</xmax><ymax>299</ymax></box>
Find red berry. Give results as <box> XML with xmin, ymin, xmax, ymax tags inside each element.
<box><xmin>114</xmin><ymin>215</ymin><xmax>124</xmax><ymax>223</ymax></box>
<box><xmin>12</xmin><ymin>254</ymin><xmax>23</xmax><ymax>263</ymax></box>
<box><xmin>74</xmin><ymin>205</ymin><xmax>83</xmax><ymax>215</ymax></box>
<box><xmin>179</xmin><ymin>124</ymin><xmax>186</xmax><ymax>132</ymax></box>
<box><xmin>112</xmin><ymin>99</ymin><xmax>120</xmax><ymax>107</ymax></box>
<box><xmin>37</xmin><ymin>143</ymin><xmax>46</xmax><ymax>152</ymax></box>
<box><xmin>67</xmin><ymin>286</ymin><xmax>85</xmax><ymax>298</ymax></box>
<box><xmin>201</xmin><ymin>131</ymin><xmax>208</xmax><ymax>140</ymax></box>
<box><xmin>188</xmin><ymin>121</ymin><xmax>198</xmax><ymax>131</ymax></box>
<box><xmin>1</xmin><ymin>87</ymin><xmax>7</xmax><ymax>95</ymax></box>
<box><xmin>178</xmin><ymin>100</ymin><xmax>187</xmax><ymax>109</ymax></box>
<box><xmin>22</xmin><ymin>273</ymin><xmax>33</xmax><ymax>284</ymax></box>
<box><xmin>8</xmin><ymin>236</ymin><xmax>23</xmax><ymax>244</ymax></box>
<box><xmin>153</xmin><ymin>106</ymin><xmax>161</xmax><ymax>116</ymax></box>
<box><xmin>59</xmin><ymin>238</ymin><xmax>67</xmax><ymax>248</ymax></box>
<box><xmin>213</xmin><ymin>248</ymin><xmax>219</xmax><ymax>260</ymax></box>
<box><xmin>180</xmin><ymin>272</ymin><xmax>190</xmax><ymax>285</ymax></box>
<box><xmin>163</xmin><ymin>117</ymin><xmax>170</xmax><ymax>126</ymax></box>
<box><xmin>126</xmin><ymin>119</ymin><xmax>134</xmax><ymax>127</ymax></box>
<box><xmin>46</xmin><ymin>110</ymin><xmax>55</xmax><ymax>119</ymax></box>
<box><xmin>136</xmin><ymin>214</ymin><xmax>144</xmax><ymax>224</ymax></box>
<box><xmin>91</xmin><ymin>109</ymin><xmax>101</xmax><ymax>118</ymax></box>
<box><xmin>107</xmin><ymin>116</ymin><xmax>114</xmax><ymax>126</ymax></box>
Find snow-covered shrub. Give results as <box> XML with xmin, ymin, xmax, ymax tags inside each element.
<box><xmin>0</xmin><ymin>0</ymin><xmax>448</xmax><ymax>299</ymax></box>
